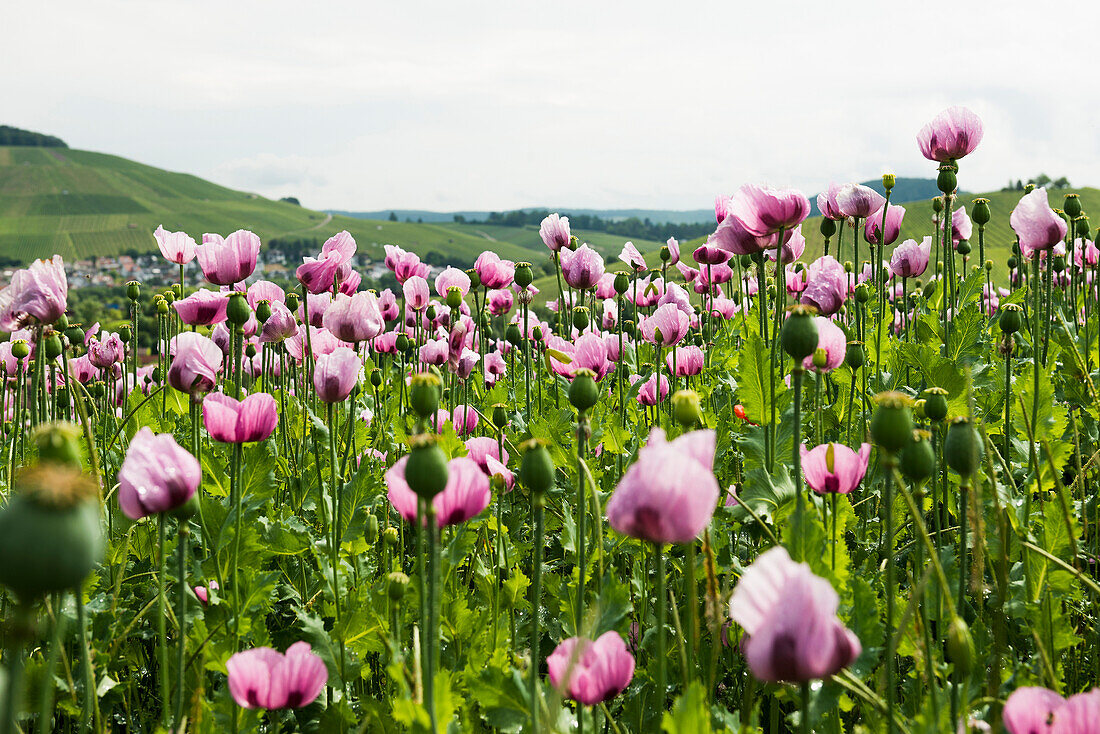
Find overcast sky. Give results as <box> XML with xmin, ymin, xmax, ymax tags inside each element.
<box><xmin>5</xmin><ymin>1</ymin><xmax>1099</xmax><ymax>212</ymax></box>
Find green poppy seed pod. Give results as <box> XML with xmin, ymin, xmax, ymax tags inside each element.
<box><xmin>819</xmin><ymin>217</ymin><xmax>837</xmax><ymax>238</ymax></box>
<box><xmin>984</xmin><ymin>260</ymin><xmax>993</xmax><ymax>272</ymax></box>
<box><xmin>569</xmin><ymin>368</ymin><xmax>599</xmax><ymax>412</ymax></box>
<box><xmin>519</xmin><ymin>439</ymin><xmax>555</xmax><ymax>495</ymax></box>
<box><xmin>693</xmin><ymin>332</ymin><xmax>704</xmax><ymax>347</ymax></box>
<box><xmin>480</xmin><ymin>313</ymin><xmax>493</xmax><ymax>332</ymax></box>
<box><xmin>922</xmin><ymin>387</ymin><xmax>949</xmax><ymax>422</ymax></box>
<box><xmin>383</xmin><ymin>526</ymin><xmax>399</xmax><ymax>547</ymax></box>
<box><xmin>255</xmin><ymin>299</ymin><xmax>272</xmax><ymax>323</ymax></box>
<box><xmin>882</xmin><ymin>173</ymin><xmax>896</xmax><ymax>191</ymax></box>
<box><xmin>43</xmin><ymin>332</ymin><xmax>63</xmax><ymax>361</ymax></box>
<box><xmin>226</xmin><ymin>292</ymin><xmax>250</xmax><ymax>326</ymax></box>
<box><xmin>387</xmin><ymin>571</ymin><xmax>410</xmax><ymax>601</ymax></box>
<box><xmin>406</xmin><ymin>435</ymin><xmax>449</xmax><ymax>499</ymax></box>
<box><xmin>1064</xmin><ymin>193</ymin><xmax>1083</xmax><ymax>218</ymax></box>
<box><xmin>659</xmin><ymin>246</ymin><xmax>671</xmax><ymax>263</ymax></box>
<box><xmin>156</xmin><ymin>299</ymin><xmax>170</xmax><ymax>316</ymax></box>
<box><xmin>811</xmin><ymin>347</ymin><xmax>829</xmax><ymax>370</ymax></box>
<box><xmin>171</xmin><ymin>283</ymin><xmax>183</xmax><ymax>298</ymax></box>
<box><xmin>928</xmin><ymin>197</ymin><xmax>943</xmax><ymax>216</ymax></box>
<box><xmin>1000</xmin><ymin>304</ymin><xmax>1023</xmax><ymax>334</ymax></box>
<box><xmin>245</xmin><ymin>343</ymin><xmax>257</xmax><ymax>359</ymax></box>
<box><xmin>780</xmin><ymin>305</ymin><xmax>819</xmax><ymax>362</ymax></box>
<box><xmin>845</xmin><ymin>341</ymin><xmax>865</xmax><ymax>370</ymax></box>
<box><xmin>426</xmin><ymin>305</ymin><xmax>437</xmax><ymax>321</ymax></box>
<box><xmin>1074</xmin><ymin>216</ymin><xmax>1090</xmax><ymax>239</ymax></box>
<box><xmin>34</xmin><ymin>422</ymin><xmax>83</xmax><ymax>468</ymax></box>
<box><xmin>364</xmin><ymin>514</ymin><xmax>379</xmax><ymax>545</ymax></box>
<box><xmin>55</xmin><ymin>313</ymin><xmax>69</xmax><ymax>330</ymax></box>
<box><xmin>490</xmin><ymin>403</ymin><xmax>509</xmax><ymax>429</ymax></box>
<box><xmin>844</xmin><ymin>261</ymin><xmax>853</xmax><ymax>273</ymax></box>
<box><xmin>126</xmin><ymin>280</ymin><xmax>141</xmax><ymax>301</ymax></box>
<box><xmin>118</xmin><ymin>324</ymin><xmax>132</xmax><ymax>344</ymax></box>
<box><xmin>1053</xmin><ymin>256</ymin><xmax>1066</xmax><ymax>273</ymax></box>
<box><xmin>396</xmin><ymin>333</ymin><xmax>411</xmax><ymax>353</ymax></box>
<box><xmin>1024</xmin><ymin>183</ymin><xmax>1035</xmax><ymax>193</ymax></box>
<box><xmin>572</xmin><ymin>306</ymin><xmax>590</xmax><ymax>332</ymax></box>
<box><xmin>506</xmin><ymin>323</ymin><xmax>522</xmax><ymax>346</ymax></box>
<box><xmin>956</xmin><ymin>240</ymin><xmax>972</xmax><ymax>256</ymax></box>
<box><xmin>945</xmin><ymin>417</ymin><xmax>983</xmax><ymax>477</ymax></box>
<box><xmin>870</xmin><ymin>391</ymin><xmax>915</xmax><ymax>454</ymax></box>
<box><xmin>671</xmin><ymin>389</ymin><xmax>704</xmax><ymax>428</ymax></box>
<box><xmin>613</xmin><ymin>272</ymin><xmax>630</xmax><ymax>295</ymax></box>
<box><xmin>164</xmin><ymin>289</ymin><xmax>176</xmax><ymax>304</ymax></box>
<box><xmin>946</xmin><ymin>617</ymin><xmax>975</xmax><ymax>675</ymax></box>
<box><xmin>971</xmin><ymin>198</ymin><xmax>991</xmax><ymax>225</ymax></box>
<box><xmin>568</xmin><ymin>235</ymin><xmax>580</xmax><ymax>251</ymax></box>
<box><xmin>622</xmin><ymin>320</ymin><xmax>635</xmax><ymax>338</ymax></box>
<box><xmin>91</xmin><ymin>381</ymin><xmax>105</xmax><ymax>399</ymax></box>
<box><xmin>152</xmin><ymin>366</ymin><xmax>161</xmax><ymax>383</ymax></box>
<box><xmin>899</xmin><ymin>430</ymin><xmax>937</xmax><ymax>482</ymax></box>
<box><xmin>532</xmin><ymin>325</ymin><xmax>543</xmax><ymax>342</ymax></box>
<box><xmin>370</xmin><ymin>368</ymin><xmax>383</xmax><ymax>388</ymax></box>
<box><xmin>0</xmin><ymin>463</ymin><xmax>103</xmax><ymax>600</ymax></box>
<box><xmin>284</xmin><ymin>291</ymin><xmax>300</xmax><ymax>311</ymax></box>
<box><xmin>409</xmin><ymin>372</ymin><xmax>442</xmax><ymax>418</ymax></box>
<box><xmin>514</xmin><ymin>262</ymin><xmax>533</xmax><ymax>288</ymax></box>
<box><xmin>1006</xmin><ymin>255</ymin><xmax>1019</xmax><ymax>269</ymax></box>
<box><xmin>466</xmin><ymin>268</ymin><xmax>481</xmax><ymax>290</ymax></box>
<box><xmin>739</xmin><ymin>254</ymin><xmax>753</xmax><ymax>269</ymax></box>
<box><xmin>854</xmin><ymin>284</ymin><xmax>871</xmax><ymax>303</ymax></box>
<box><xmin>11</xmin><ymin>340</ymin><xmax>29</xmax><ymax>360</ymax></box>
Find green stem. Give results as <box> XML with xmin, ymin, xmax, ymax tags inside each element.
<box><xmin>655</xmin><ymin>542</ymin><xmax>666</xmax><ymax>708</ymax></box>
<box><xmin>36</xmin><ymin>595</ymin><xmax>68</xmax><ymax>732</ymax></box>
<box><xmin>77</xmin><ymin>588</ymin><xmax>95</xmax><ymax>733</ymax></box>
<box><xmin>426</xmin><ymin>505</ymin><xmax>439</xmax><ymax>731</ymax></box>
<box><xmin>326</xmin><ymin>402</ymin><xmax>348</xmax><ymax>702</ymax></box>
<box><xmin>576</xmin><ymin>411</ymin><xmax>587</xmax><ymax>633</ymax></box>
<box><xmin>158</xmin><ymin>515</ymin><xmax>170</xmax><ymax>729</ymax></box>
<box><xmin>801</xmin><ymin>680</ymin><xmax>811</xmax><ymax>734</ymax></box>
<box><xmin>530</xmin><ymin>495</ymin><xmax>545</xmax><ymax>731</ymax></box>
<box><xmin>883</xmin><ymin>453</ymin><xmax>896</xmax><ymax>734</ymax></box>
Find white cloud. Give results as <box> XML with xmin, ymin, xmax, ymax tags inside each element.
<box><xmin>3</xmin><ymin>0</ymin><xmax>1099</xmax><ymax>210</ymax></box>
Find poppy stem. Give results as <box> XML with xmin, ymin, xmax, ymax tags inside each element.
<box><xmin>654</xmin><ymin>541</ymin><xmax>666</xmax><ymax>709</ymax></box>
<box><xmin>800</xmin><ymin>681</ymin><xmax>810</xmax><ymax>734</ymax></box>
<box><xmin>175</xmin><ymin>523</ymin><xmax>189</xmax><ymax>728</ymax></box>
<box><xmin>157</xmin><ymin>515</ymin><xmax>169</xmax><ymax>729</ymax></box>
<box><xmin>529</xmin><ymin>493</ymin><xmax>545</xmax><ymax>731</ymax></box>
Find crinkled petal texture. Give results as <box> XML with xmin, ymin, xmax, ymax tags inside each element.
<box><xmin>296</xmin><ymin>252</ymin><xmax>344</xmax><ymax>295</ymax></box>
<box><xmin>802</xmin><ymin>317</ymin><xmax>847</xmax><ymax>373</ymax></box>
<box><xmin>540</xmin><ymin>213</ymin><xmax>571</xmax><ymax>252</ymax></box>
<box><xmin>640</xmin><ymin>303</ymin><xmax>690</xmax><ymax>347</ymax></box>
<box><xmin>226</xmin><ymin>643</ymin><xmax>326</xmax><ymax>710</ymax></box>
<box><xmin>197</xmin><ymin>230</ymin><xmax>260</xmax><ymax>286</ymax></box>
<box><xmin>168</xmin><ymin>332</ymin><xmax>223</xmax><ymax>395</ymax></box>
<box><xmin>0</xmin><ymin>256</ymin><xmax>68</xmax><ymax>330</ymax></box>
<box><xmin>801</xmin><ymin>256</ymin><xmax>847</xmax><ymax>316</ymax></box>
<box><xmin>386</xmin><ymin>456</ymin><xmax>491</xmax><ymax>527</ymax></box>
<box><xmin>464</xmin><ymin>436</ymin><xmax>508</xmax><ymax>473</ymax></box>
<box><xmin>547</xmin><ymin>632</ymin><xmax>635</xmax><ymax>706</ymax></box>
<box><xmin>573</xmin><ymin>333</ymin><xmax>611</xmax><ymax>381</ymax></box>
<box><xmin>835</xmin><ymin>184</ymin><xmax>885</xmax><ymax>220</ymax></box>
<box><xmin>154</xmin><ymin>225</ymin><xmax>197</xmax><ymax>265</ymax></box>
<box><xmin>323</xmin><ymin>291</ymin><xmax>385</xmax><ymax>343</ymax></box>
<box><xmin>916</xmin><ymin>106</ymin><xmax>984</xmax><ymax>162</ymax></box>
<box><xmin>561</xmin><ymin>244</ymin><xmax>606</xmax><ymax>290</ymax></box>
<box><xmin>890</xmin><ymin>237</ymin><xmax>931</xmax><ymax>279</ymax></box>
<box><xmin>606</xmin><ymin>427</ymin><xmax>718</xmax><ymax>544</ymax></box>
<box><xmin>728</xmin><ymin>184</ymin><xmax>811</xmax><ymax>236</ymax></box>
<box><xmin>1011</xmin><ymin>188</ymin><xmax>1069</xmax><ymax>258</ymax></box>
<box><xmin>313</xmin><ymin>347</ymin><xmax>361</xmax><ymax>403</ymax></box>
<box><xmin>800</xmin><ymin>443</ymin><xmax>871</xmax><ymax>495</ymax></box>
<box><xmin>203</xmin><ymin>392</ymin><xmax>278</xmax><ymax>444</ymax></box>
<box><xmin>435</xmin><ymin>266</ymin><xmax>471</xmax><ymax>297</ymax></box>
<box><xmin>618</xmin><ymin>242</ymin><xmax>647</xmax><ymax>271</ymax></box>
<box><xmin>1051</xmin><ymin>689</ymin><xmax>1100</xmax><ymax>734</ymax></box>
<box><xmin>1003</xmin><ymin>686</ymin><xmax>1064</xmax><ymax>734</ymax></box>
<box><xmin>729</xmin><ymin>546</ymin><xmax>860</xmax><ymax>683</ymax></box>
<box><xmin>174</xmin><ymin>289</ymin><xmax>229</xmax><ymax>326</ymax></box>
<box><xmin>118</xmin><ymin>427</ymin><xmax>201</xmax><ymax>520</ymax></box>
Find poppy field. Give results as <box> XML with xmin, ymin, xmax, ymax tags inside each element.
<box><xmin>1</xmin><ymin>106</ymin><xmax>1099</xmax><ymax>733</ymax></box>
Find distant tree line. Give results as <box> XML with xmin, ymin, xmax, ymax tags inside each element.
<box><xmin>1002</xmin><ymin>174</ymin><xmax>1071</xmax><ymax>192</ymax></box>
<box><xmin>0</xmin><ymin>125</ymin><xmax>68</xmax><ymax>148</ymax></box>
<box><xmin>457</xmin><ymin>209</ymin><xmax>714</xmax><ymax>242</ymax></box>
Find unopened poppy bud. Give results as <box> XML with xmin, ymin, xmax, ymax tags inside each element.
<box><xmin>845</xmin><ymin>341</ymin><xmax>865</xmax><ymax>370</ymax></box>
<box><xmin>34</xmin><ymin>422</ymin><xmax>83</xmax><ymax>468</ymax></box>
<box><xmin>819</xmin><ymin>217</ymin><xmax>836</xmax><ymax>238</ymax></box>
<box><xmin>519</xmin><ymin>439</ymin><xmax>554</xmax><ymax>495</ymax></box>
<box><xmin>387</xmin><ymin>571</ymin><xmax>410</xmax><ymax>601</ymax></box>
<box><xmin>971</xmin><ymin>198</ymin><xmax>990</xmax><ymax>225</ymax></box>
<box><xmin>613</xmin><ymin>272</ymin><xmax>629</xmax><ymax>295</ymax></box>
<box><xmin>569</xmin><ymin>368</ymin><xmax>599</xmax><ymax>412</ymax></box>
<box><xmin>1053</xmin><ymin>256</ymin><xmax>1066</xmax><ymax>273</ymax></box>
<box><xmin>984</xmin><ymin>260</ymin><xmax>993</xmax><ymax>271</ymax></box>
<box><xmin>870</xmin><ymin>391</ymin><xmax>914</xmax><ymax>453</ymax></box>
<box><xmin>1064</xmin><ymin>193</ymin><xmax>1083</xmax><ymax>218</ymax></box>
<box><xmin>944</xmin><ymin>417</ymin><xmax>982</xmax><ymax>477</ymax></box>
<box><xmin>126</xmin><ymin>280</ymin><xmax>141</xmax><ymax>301</ymax></box>
<box><xmin>514</xmin><ymin>262</ymin><xmax>533</xmax><ymax>288</ymax></box>
<box><xmin>491</xmin><ymin>403</ymin><xmax>509</xmax><ymax>429</ymax></box>
<box><xmin>899</xmin><ymin>430</ymin><xmax>937</xmax><ymax>481</ymax></box>
<box><xmin>426</xmin><ymin>305</ymin><xmax>437</xmax><ymax>321</ymax></box>
<box><xmin>226</xmin><ymin>293</ymin><xmax>250</xmax><ymax>326</ymax></box>
<box><xmin>922</xmin><ymin>387</ymin><xmax>949</xmax><ymax>422</ymax></box>
<box><xmin>780</xmin><ymin>305</ymin><xmax>819</xmax><ymax>361</ymax></box>
<box><xmin>409</xmin><ymin>372</ymin><xmax>441</xmax><ymax>418</ymax></box>
<box><xmin>946</xmin><ymin>617</ymin><xmax>975</xmax><ymax>675</ymax></box>
<box><xmin>671</xmin><ymin>389</ymin><xmax>704</xmax><ymax>428</ymax></box>
<box><xmin>255</xmin><ymin>299</ymin><xmax>272</xmax><ymax>323</ymax></box>
<box><xmin>383</xmin><ymin>527</ymin><xmax>399</xmax><ymax>547</ymax></box>
<box><xmin>1000</xmin><ymin>304</ymin><xmax>1023</xmax><ymax>334</ymax></box>
<box><xmin>43</xmin><ymin>332</ymin><xmax>63</xmax><ymax>360</ymax></box>
<box><xmin>405</xmin><ymin>435</ymin><xmax>449</xmax><ymax>499</ymax></box>
<box><xmin>152</xmin><ymin>366</ymin><xmax>161</xmax><ymax>383</ymax></box>
<box><xmin>466</xmin><ymin>268</ymin><xmax>481</xmax><ymax>290</ymax></box>
<box><xmin>956</xmin><ymin>240</ymin><xmax>971</xmax><ymax>256</ymax></box>
<box><xmin>931</xmin><ymin>196</ymin><xmax>944</xmax><ymax>214</ymax></box>
<box><xmin>572</xmin><ymin>306</ymin><xmax>590</xmax><ymax>332</ymax></box>
<box><xmin>922</xmin><ymin>280</ymin><xmax>937</xmax><ymax>300</ymax></box>
<box><xmin>364</xmin><ymin>514</ymin><xmax>379</xmax><ymax>544</ymax></box>
<box><xmin>739</xmin><ymin>254</ymin><xmax>753</xmax><ymax>269</ymax></box>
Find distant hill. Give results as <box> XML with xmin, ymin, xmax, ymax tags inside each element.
<box><xmin>0</xmin><ymin>125</ymin><xmax>67</xmax><ymax>148</ymax></box>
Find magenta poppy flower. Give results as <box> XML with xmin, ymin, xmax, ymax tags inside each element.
<box><xmin>800</xmin><ymin>256</ymin><xmax>848</xmax><ymax>316</ymax></box>
<box><xmin>323</xmin><ymin>291</ymin><xmax>385</xmax><ymax>344</ymax></box>
<box><xmin>196</xmin><ymin>230</ymin><xmax>260</xmax><ymax>286</ymax></box>
<box><xmin>173</xmin><ymin>289</ymin><xmax>228</xmax><ymax>326</ymax></box>
<box><xmin>1011</xmin><ymin>188</ymin><xmax>1069</xmax><ymax>258</ymax></box>
<box><xmin>572</xmin><ymin>333</ymin><xmax>612</xmax><ymax>381</ymax></box>
<box><xmin>402</xmin><ymin>276</ymin><xmax>430</xmax><ymax>312</ymax></box>
<box><xmin>1003</xmin><ymin>686</ymin><xmax>1065</xmax><ymax>734</ymax></box>
<box><xmin>434</xmin><ymin>267</ymin><xmax>472</xmax><ymax>298</ymax></box>
<box><xmin>313</xmin><ymin>347</ymin><xmax>360</xmax><ymax>403</ymax></box>
<box><xmin>802</xmin><ymin>317</ymin><xmax>846</xmax><ymax>373</ymax></box>
<box><xmin>484</xmin><ymin>352</ymin><xmax>506</xmax><ymax>387</ymax></box>
<box><xmin>202</xmin><ymin>392</ymin><xmax>278</xmax><ymax>444</ymax></box>
<box><xmin>864</xmin><ymin>204</ymin><xmax>906</xmax><ymax>246</ymax></box>
<box><xmin>296</xmin><ymin>252</ymin><xmax>344</xmax><ymax>295</ymax></box>
<box><xmin>765</xmin><ymin>226</ymin><xmax>806</xmax><ymax>265</ymax></box>
<box><xmin>488</xmin><ymin>289</ymin><xmax>514</xmax><ymax>317</ymax></box>
<box><xmin>606</xmin><ymin>427</ymin><xmax>718</xmax><ymax>544</ymax></box>
<box><xmin>728</xmin><ymin>546</ymin><xmax>861</xmax><ymax>682</ymax></box>
<box><xmin>711</xmin><ymin>297</ymin><xmax>739</xmax><ymax>320</ymax></box>
<box><xmin>693</xmin><ymin>241</ymin><xmax>730</xmax><ymax>265</ymax></box>
<box><xmin>451</xmin><ymin>404</ymin><xmax>479</xmax><ymax>436</ymax></box>
<box><xmin>657</xmin><ymin>282</ymin><xmax>693</xmax><ymax>319</ymax></box>
<box><xmin>384</xmin><ymin>245</ymin><xmax>429</xmax><ymax>284</ymax></box>
<box><xmin>547</xmin><ymin>631</ymin><xmax>635</xmax><ymax>706</ymax></box>
<box><xmin>118</xmin><ymin>428</ymin><xmax>201</xmax><ymax>520</ymax></box>
<box><xmin>561</xmin><ymin>244</ymin><xmax>605</xmax><ymax>290</ymax></box>
<box><xmin>386</xmin><ymin>455</ymin><xmax>491</xmax><ymax>527</ymax></box>
<box><xmin>666</xmin><ymin>236</ymin><xmax>681</xmax><ymax>266</ymax></box>
<box><xmin>800</xmin><ymin>442</ymin><xmax>871</xmax><ymax>495</ymax></box>
<box><xmin>154</xmin><ymin>225</ymin><xmax>197</xmax><ymax>265</ymax></box>
<box><xmin>465</xmin><ymin>436</ymin><xmax>509</xmax><ymax>472</ymax></box>
<box><xmin>88</xmin><ymin>332</ymin><xmax>125</xmax><ymax>370</ymax></box>
<box><xmin>0</xmin><ymin>256</ymin><xmax>68</xmax><ymax>330</ymax></box>
<box><xmin>258</xmin><ymin>302</ymin><xmax>299</xmax><ymax>344</ymax></box>
<box><xmin>540</xmin><ymin>213</ymin><xmax>572</xmax><ymax>252</ymax></box>
<box><xmin>916</xmin><ymin>106</ymin><xmax>984</xmax><ymax>163</ymax></box>
<box><xmin>711</xmin><ymin>213</ymin><xmax>776</xmax><ymax>256</ymax></box>
<box><xmin>246</xmin><ymin>280</ymin><xmax>285</xmax><ymax>310</ymax></box>
<box><xmin>640</xmin><ymin>303</ymin><xmax>690</xmax><ymax>347</ymax></box>
<box><xmin>474</xmin><ymin>251</ymin><xmax>515</xmax><ymax>289</ymax></box>
<box><xmin>951</xmin><ymin>206</ymin><xmax>973</xmax><ymax>244</ymax></box>
<box><xmin>665</xmin><ymin>345</ymin><xmax>704</xmax><ymax>377</ymax></box>
<box><xmin>226</xmin><ymin>642</ymin><xmax>327</xmax><ymax>710</ymax></box>
<box><xmin>1051</xmin><ymin>690</ymin><xmax>1100</xmax><ymax>733</ymax></box>
<box><xmin>618</xmin><ymin>242</ymin><xmax>647</xmax><ymax>271</ymax></box>
<box><xmin>194</xmin><ymin>580</ymin><xmax>218</xmax><ymax>606</ymax></box>
<box><xmin>890</xmin><ymin>237</ymin><xmax>931</xmax><ymax>278</ymax></box>
<box><xmin>728</xmin><ymin>184</ymin><xmax>811</xmax><ymax>236</ymax></box>
<box><xmin>816</xmin><ymin>183</ymin><xmax>845</xmax><ymax>221</ymax></box>
<box><xmin>634</xmin><ymin>372</ymin><xmax>670</xmax><ymax>406</ymax></box>
<box><xmin>836</xmin><ymin>184</ymin><xmax>885</xmax><ymax>220</ymax></box>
